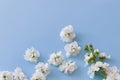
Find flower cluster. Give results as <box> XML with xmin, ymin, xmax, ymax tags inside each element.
<box><xmin>0</xmin><ymin>68</ymin><xmax>28</xmax><ymax>80</ymax></box>
<box><xmin>88</xmin><ymin>64</ymin><xmax>120</xmax><ymax>80</ymax></box>
<box><xmin>60</xmin><ymin>25</ymin><xmax>76</xmax><ymax>42</ymax></box>
<box><xmin>1</xmin><ymin>25</ymin><xmax>120</xmax><ymax>80</ymax></box>
<box><xmin>48</xmin><ymin>51</ymin><xmax>63</xmax><ymax>66</ymax></box>
<box><xmin>84</xmin><ymin>44</ymin><xmax>120</xmax><ymax>80</ymax></box>
<box><xmin>24</xmin><ymin>47</ymin><xmax>40</xmax><ymax>63</ymax></box>
<box><xmin>48</xmin><ymin>51</ymin><xmax>77</xmax><ymax>74</ymax></box>
<box><xmin>84</xmin><ymin>44</ymin><xmax>110</xmax><ymax>65</ymax></box>
<box><xmin>61</xmin><ymin>25</ymin><xmax>81</xmax><ymax>57</ymax></box>
<box><xmin>14</xmin><ymin>68</ymin><xmax>28</xmax><ymax>80</ymax></box>
<box><xmin>48</xmin><ymin>25</ymin><xmax>80</xmax><ymax>74</ymax></box>
<box><xmin>0</xmin><ymin>71</ymin><xmax>13</xmax><ymax>80</ymax></box>
<box><xmin>59</xmin><ymin>60</ymin><xmax>78</xmax><ymax>74</ymax></box>
<box><xmin>35</xmin><ymin>62</ymin><xmax>50</xmax><ymax>76</ymax></box>
<box><xmin>105</xmin><ymin>66</ymin><xmax>120</xmax><ymax>80</ymax></box>
<box><xmin>30</xmin><ymin>72</ymin><xmax>46</xmax><ymax>80</ymax></box>
<box><xmin>64</xmin><ymin>41</ymin><xmax>81</xmax><ymax>57</ymax></box>
<box><xmin>24</xmin><ymin>47</ymin><xmax>50</xmax><ymax>80</ymax></box>
<box><xmin>31</xmin><ymin>62</ymin><xmax>50</xmax><ymax>80</ymax></box>
<box><xmin>88</xmin><ymin>61</ymin><xmax>109</xmax><ymax>79</ymax></box>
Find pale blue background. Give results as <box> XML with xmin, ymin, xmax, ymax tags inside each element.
<box><xmin>0</xmin><ymin>0</ymin><xmax>120</xmax><ymax>80</ymax></box>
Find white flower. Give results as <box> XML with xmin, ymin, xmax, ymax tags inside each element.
<box><xmin>48</xmin><ymin>51</ymin><xmax>63</xmax><ymax>66</ymax></box>
<box><xmin>99</xmin><ymin>53</ymin><xmax>111</xmax><ymax>59</ymax></box>
<box><xmin>30</xmin><ymin>72</ymin><xmax>46</xmax><ymax>80</ymax></box>
<box><xmin>64</xmin><ymin>41</ymin><xmax>81</xmax><ymax>57</ymax></box>
<box><xmin>60</xmin><ymin>25</ymin><xmax>76</xmax><ymax>42</ymax></box>
<box><xmin>95</xmin><ymin>61</ymin><xmax>109</xmax><ymax>69</ymax></box>
<box><xmin>88</xmin><ymin>64</ymin><xmax>99</xmax><ymax>79</ymax></box>
<box><xmin>13</xmin><ymin>67</ymin><xmax>28</xmax><ymax>80</ymax></box>
<box><xmin>84</xmin><ymin>53</ymin><xmax>93</xmax><ymax>65</ymax></box>
<box><xmin>35</xmin><ymin>62</ymin><xmax>50</xmax><ymax>76</ymax></box>
<box><xmin>105</xmin><ymin>66</ymin><xmax>120</xmax><ymax>80</ymax></box>
<box><xmin>59</xmin><ymin>60</ymin><xmax>78</xmax><ymax>74</ymax></box>
<box><xmin>0</xmin><ymin>71</ymin><xmax>13</xmax><ymax>80</ymax></box>
<box><xmin>24</xmin><ymin>47</ymin><xmax>40</xmax><ymax>63</ymax></box>
<box><xmin>94</xmin><ymin>49</ymin><xmax>99</xmax><ymax>56</ymax></box>
<box><xmin>88</xmin><ymin>61</ymin><xmax>109</xmax><ymax>79</ymax></box>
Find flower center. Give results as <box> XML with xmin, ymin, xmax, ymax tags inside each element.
<box><xmin>71</xmin><ymin>48</ymin><xmax>76</xmax><ymax>53</ymax></box>
<box><xmin>3</xmin><ymin>75</ymin><xmax>8</xmax><ymax>80</ymax></box>
<box><xmin>55</xmin><ymin>56</ymin><xmax>61</xmax><ymax>62</ymax></box>
<box><xmin>35</xmin><ymin>78</ymin><xmax>42</xmax><ymax>80</ymax></box>
<box><xmin>41</xmin><ymin>69</ymin><xmax>45</xmax><ymax>73</ymax></box>
<box><xmin>31</xmin><ymin>52</ymin><xmax>35</xmax><ymax>58</ymax></box>
<box><xmin>65</xmin><ymin>33</ymin><xmax>71</xmax><ymax>37</ymax></box>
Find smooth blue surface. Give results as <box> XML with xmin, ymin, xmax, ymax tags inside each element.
<box><xmin>0</xmin><ymin>0</ymin><xmax>120</xmax><ymax>80</ymax></box>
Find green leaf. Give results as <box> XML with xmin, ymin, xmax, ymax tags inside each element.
<box><xmin>100</xmin><ymin>68</ymin><xmax>107</xmax><ymax>79</ymax></box>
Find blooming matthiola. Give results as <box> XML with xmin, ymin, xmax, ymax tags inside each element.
<box><xmin>95</xmin><ymin>61</ymin><xmax>109</xmax><ymax>69</ymax></box>
<box><xmin>13</xmin><ymin>68</ymin><xmax>28</xmax><ymax>80</ymax></box>
<box><xmin>24</xmin><ymin>47</ymin><xmax>40</xmax><ymax>63</ymax></box>
<box><xmin>84</xmin><ymin>45</ymin><xmax>99</xmax><ymax>66</ymax></box>
<box><xmin>99</xmin><ymin>53</ymin><xmax>111</xmax><ymax>59</ymax></box>
<box><xmin>64</xmin><ymin>41</ymin><xmax>81</xmax><ymax>57</ymax></box>
<box><xmin>88</xmin><ymin>61</ymin><xmax>109</xmax><ymax>79</ymax></box>
<box><xmin>104</xmin><ymin>66</ymin><xmax>120</xmax><ymax>80</ymax></box>
<box><xmin>84</xmin><ymin>51</ymin><xmax>111</xmax><ymax>66</ymax></box>
<box><xmin>1</xmin><ymin>25</ymin><xmax>120</xmax><ymax>80</ymax></box>
<box><xmin>84</xmin><ymin>44</ymin><xmax>111</xmax><ymax>66</ymax></box>
<box><xmin>60</xmin><ymin>25</ymin><xmax>76</xmax><ymax>42</ymax></box>
<box><xmin>0</xmin><ymin>71</ymin><xmax>13</xmax><ymax>80</ymax></box>
<box><xmin>48</xmin><ymin>51</ymin><xmax>63</xmax><ymax>66</ymax></box>
<box><xmin>59</xmin><ymin>60</ymin><xmax>78</xmax><ymax>74</ymax></box>
<box><xmin>84</xmin><ymin>44</ymin><xmax>113</xmax><ymax>79</ymax></box>
<box><xmin>35</xmin><ymin>62</ymin><xmax>50</xmax><ymax>76</ymax></box>
<box><xmin>84</xmin><ymin>52</ymin><xmax>93</xmax><ymax>65</ymax></box>
<box><xmin>84</xmin><ymin>49</ymin><xmax>99</xmax><ymax>65</ymax></box>
<box><xmin>30</xmin><ymin>72</ymin><xmax>46</xmax><ymax>80</ymax></box>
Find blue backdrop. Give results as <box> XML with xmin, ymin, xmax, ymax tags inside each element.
<box><xmin>0</xmin><ymin>0</ymin><xmax>120</xmax><ymax>80</ymax></box>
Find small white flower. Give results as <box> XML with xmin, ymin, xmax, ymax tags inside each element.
<box><xmin>60</xmin><ymin>25</ymin><xmax>76</xmax><ymax>42</ymax></box>
<box><xmin>105</xmin><ymin>66</ymin><xmax>120</xmax><ymax>80</ymax></box>
<box><xmin>88</xmin><ymin>61</ymin><xmax>109</xmax><ymax>79</ymax></box>
<box><xmin>99</xmin><ymin>53</ymin><xmax>111</xmax><ymax>59</ymax></box>
<box><xmin>0</xmin><ymin>71</ymin><xmax>13</xmax><ymax>80</ymax></box>
<box><xmin>94</xmin><ymin>49</ymin><xmax>99</xmax><ymax>55</ymax></box>
<box><xmin>24</xmin><ymin>47</ymin><xmax>40</xmax><ymax>63</ymax></box>
<box><xmin>35</xmin><ymin>62</ymin><xmax>50</xmax><ymax>76</ymax></box>
<box><xmin>48</xmin><ymin>51</ymin><xmax>63</xmax><ymax>66</ymax></box>
<box><xmin>13</xmin><ymin>67</ymin><xmax>28</xmax><ymax>80</ymax></box>
<box><xmin>94</xmin><ymin>49</ymin><xmax>99</xmax><ymax>52</ymax></box>
<box><xmin>84</xmin><ymin>53</ymin><xmax>93</xmax><ymax>65</ymax></box>
<box><xmin>64</xmin><ymin>41</ymin><xmax>81</xmax><ymax>57</ymax></box>
<box><xmin>88</xmin><ymin>64</ymin><xmax>99</xmax><ymax>79</ymax></box>
<box><xmin>95</xmin><ymin>61</ymin><xmax>109</xmax><ymax>69</ymax></box>
<box><xmin>59</xmin><ymin>60</ymin><xmax>77</xmax><ymax>74</ymax></box>
<box><xmin>30</xmin><ymin>72</ymin><xmax>46</xmax><ymax>80</ymax></box>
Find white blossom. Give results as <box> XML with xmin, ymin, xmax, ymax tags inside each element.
<box><xmin>13</xmin><ymin>67</ymin><xmax>28</xmax><ymax>80</ymax></box>
<box><xmin>88</xmin><ymin>61</ymin><xmax>109</xmax><ymax>79</ymax></box>
<box><xmin>105</xmin><ymin>66</ymin><xmax>120</xmax><ymax>80</ymax></box>
<box><xmin>60</xmin><ymin>25</ymin><xmax>76</xmax><ymax>42</ymax></box>
<box><xmin>35</xmin><ymin>62</ymin><xmax>50</xmax><ymax>76</ymax></box>
<box><xmin>24</xmin><ymin>47</ymin><xmax>40</xmax><ymax>63</ymax></box>
<box><xmin>0</xmin><ymin>71</ymin><xmax>13</xmax><ymax>80</ymax></box>
<box><xmin>59</xmin><ymin>60</ymin><xmax>78</xmax><ymax>74</ymax></box>
<box><xmin>30</xmin><ymin>72</ymin><xmax>46</xmax><ymax>80</ymax></box>
<box><xmin>48</xmin><ymin>51</ymin><xmax>63</xmax><ymax>66</ymax></box>
<box><xmin>84</xmin><ymin>53</ymin><xmax>93</xmax><ymax>65</ymax></box>
<box><xmin>64</xmin><ymin>41</ymin><xmax>81</xmax><ymax>57</ymax></box>
<box><xmin>88</xmin><ymin>64</ymin><xmax>99</xmax><ymax>78</ymax></box>
<box><xmin>95</xmin><ymin>61</ymin><xmax>109</xmax><ymax>69</ymax></box>
<box><xmin>99</xmin><ymin>53</ymin><xmax>111</xmax><ymax>59</ymax></box>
